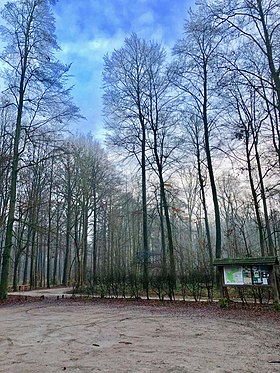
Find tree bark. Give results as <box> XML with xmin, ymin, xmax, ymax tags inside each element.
<box><xmin>202</xmin><ymin>64</ymin><xmax>222</xmax><ymax>260</ymax></box>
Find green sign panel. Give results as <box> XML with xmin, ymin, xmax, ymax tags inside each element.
<box><xmin>224</xmin><ymin>266</ymin><xmax>243</xmax><ymax>285</ymax></box>
<box><xmin>224</xmin><ymin>265</ymin><xmax>270</xmax><ymax>286</ymax></box>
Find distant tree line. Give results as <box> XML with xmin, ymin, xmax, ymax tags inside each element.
<box><xmin>0</xmin><ymin>0</ymin><xmax>279</xmax><ymax>300</ymax></box>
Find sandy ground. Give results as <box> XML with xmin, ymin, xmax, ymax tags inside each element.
<box><xmin>0</xmin><ymin>295</ymin><xmax>280</xmax><ymax>373</ymax></box>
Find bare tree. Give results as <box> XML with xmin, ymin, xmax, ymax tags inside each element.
<box><xmin>172</xmin><ymin>7</ymin><xmax>225</xmax><ymax>263</ymax></box>
<box><xmin>208</xmin><ymin>0</ymin><xmax>280</xmax><ymax>168</ymax></box>
<box><xmin>103</xmin><ymin>33</ymin><xmax>168</xmax><ymax>298</ymax></box>
<box><xmin>0</xmin><ymin>0</ymin><xmax>80</xmax><ymax>299</ymax></box>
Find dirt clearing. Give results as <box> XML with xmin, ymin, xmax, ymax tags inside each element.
<box><xmin>0</xmin><ymin>298</ymin><xmax>279</xmax><ymax>372</ymax></box>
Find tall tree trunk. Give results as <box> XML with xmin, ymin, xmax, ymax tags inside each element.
<box><xmin>29</xmin><ymin>228</ymin><xmax>37</xmax><ymax>290</ymax></box>
<box><xmin>253</xmin><ymin>133</ymin><xmax>275</xmax><ymax>255</ymax></box>
<box><xmin>196</xmin><ymin>140</ymin><xmax>213</xmax><ymax>269</ymax></box>
<box><xmin>0</xmin><ymin>80</ymin><xmax>24</xmax><ymax>298</ymax></box>
<box><xmin>22</xmin><ymin>245</ymin><xmax>29</xmax><ymax>285</ymax></box>
<box><xmin>202</xmin><ymin>65</ymin><xmax>222</xmax><ymax>260</ymax></box>
<box><xmin>141</xmin><ymin>126</ymin><xmax>149</xmax><ymax>299</ymax></box>
<box><xmin>159</xmin><ymin>177</ymin><xmax>176</xmax><ymax>300</ymax></box>
<box><xmin>257</xmin><ymin>0</ymin><xmax>280</xmax><ymax>123</ymax></box>
<box><xmin>62</xmin><ymin>163</ymin><xmax>72</xmax><ymax>286</ymax></box>
<box><xmin>92</xmin><ymin>190</ymin><xmax>98</xmax><ymax>284</ymax></box>
<box><xmin>82</xmin><ymin>200</ymin><xmax>89</xmax><ymax>286</ymax></box>
<box><xmin>245</xmin><ymin>132</ymin><xmax>265</xmax><ymax>255</ymax></box>
<box><xmin>12</xmin><ymin>251</ymin><xmax>21</xmax><ymax>292</ymax></box>
<box><xmin>47</xmin><ymin>157</ymin><xmax>54</xmax><ymax>288</ymax></box>
<box><xmin>0</xmin><ymin>2</ymin><xmax>35</xmax><ymax>299</ymax></box>
<box><xmin>151</xmin><ymin>126</ymin><xmax>176</xmax><ymax>299</ymax></box>
<box><xmin>52</xmin><ymin>240</ymin><xmax>59</xmax><ymax>286</ymax></box>
<box><xmin>158</xmin><ymin>195</ymin><xmax>167</xmax><ymax>282</ymax></box>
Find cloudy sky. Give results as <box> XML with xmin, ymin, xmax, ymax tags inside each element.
<box><xmin>0</xmin><ymin>0</ymin><xmax>196</xmax><ymax>138</ymax></box>
<box><xmin>52</xmin><ymin>0</ymin><xmax>197</xmax><ymax>138</ymax></box>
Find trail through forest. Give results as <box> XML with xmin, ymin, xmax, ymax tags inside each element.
<box><xmin>0</xmin><ymin>296</ymin><xmax>279</xmax><ymax>372</ymax></box>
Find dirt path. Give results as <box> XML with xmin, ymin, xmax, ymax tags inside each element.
<box><xmin>8</xmin><ymin>286</ymin><xmax>73</xmax><ymax>297</ymax></box>
<box><xmin>0</xmin><ymin>300</ymin><xmax>279</xmax><ymax>373</ymax></box>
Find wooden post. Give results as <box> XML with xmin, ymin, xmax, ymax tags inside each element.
<box><xmin>218</xmin><ymin>267</ymin><xmax>225</xmax><ymax>298</ymax></box>
<box><xmin>271</xmin><ymin>266</ymin><xmax>279</xmax><ymax>303</ymax></box>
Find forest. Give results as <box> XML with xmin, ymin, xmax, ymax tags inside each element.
<box><xmin>0</xmin><ymin>0</ymin><xmax>279</xmax><ymax>301</ymax></box>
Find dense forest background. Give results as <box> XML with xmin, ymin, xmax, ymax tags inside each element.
<box><xmin>0</xmin><ymin>0</ymin><xmax>279</xmax><ymax>300</ymax></box>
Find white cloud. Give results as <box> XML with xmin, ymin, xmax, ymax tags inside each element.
<box><xmin>51</xmin><ymin>0</ymin><xmax>197</xmax><ymax>139</ymax></box>
<box><xmin>138</xmin><ymin>10</ymin><xmax>154</xmax><ymax>26</ymax></box>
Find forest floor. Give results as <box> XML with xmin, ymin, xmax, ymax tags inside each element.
<box><xmin>0</xmin><ymin>291</ymin><xmax>280</xmax><ymax>372</ymax></box>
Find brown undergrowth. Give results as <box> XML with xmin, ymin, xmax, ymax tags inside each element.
<box><xmin>1</xmin><ymin>294</ymin><xmax>279</xmax><ymax>323</ymax></box>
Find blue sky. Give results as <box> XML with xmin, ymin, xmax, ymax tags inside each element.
<box><xmin>53</xmin><ymin>0</ymin><xmax>197</xmax><ymax>138</ymax></box>
<box><xmin>0</xmin><ymin>0</ymin><xmax>196</xmax><ymax>138</ymax></box>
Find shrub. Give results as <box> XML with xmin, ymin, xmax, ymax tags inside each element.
<box><xmin>219</xmin><ymin>297</ymin><xmax>231</xmax><ymax>308</ymax></box>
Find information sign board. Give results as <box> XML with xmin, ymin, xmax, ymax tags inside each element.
<box><xmin>224</xmin><ymin>266</ymin><xmax>243</xmax><ymax>285</ymax></box>
<box><xmin>223</xmin><ymin>265</ymin><xmax>270</xmax><ymax>286</ymax></box>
